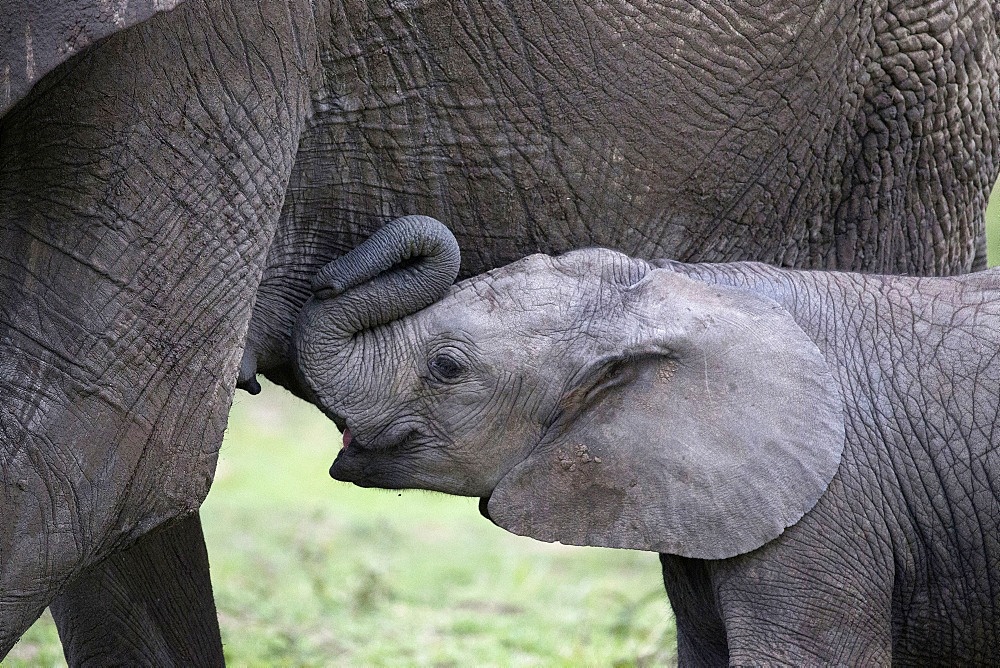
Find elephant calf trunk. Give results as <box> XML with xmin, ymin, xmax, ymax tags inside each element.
<box><xmin>292</xmin><ymin>215</ymin><xmax>461</xmax><ymax>408</ymax></box>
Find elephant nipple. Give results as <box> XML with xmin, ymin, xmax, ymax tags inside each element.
<box><xmin>236</xmin><ymin>346</ymin><xmax>261</xmax><ymax>394</ymax></box>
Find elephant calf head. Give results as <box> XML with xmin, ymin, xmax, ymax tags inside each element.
<box><xmin>293</xmin><ymin>218</ymin><xmax>846</xmax><ymax>560</ymax></box>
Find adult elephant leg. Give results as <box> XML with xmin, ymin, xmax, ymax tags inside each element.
<box><xmin>0</xmin><ymin>0</ymin><xmax>319</xmax><ymax>653</ymax></box>
<box><xmin>49</xmin><ymin>512</ymin><xmax>224</xmax><ymax>667</ymax></box>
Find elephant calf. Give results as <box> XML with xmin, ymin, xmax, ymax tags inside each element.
<box><xmin>293</xmin><ymin>217</ymin><xmax>1000</xmax><ymax>665</ymax></box>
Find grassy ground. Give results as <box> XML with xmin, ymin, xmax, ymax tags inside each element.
<box><xmin>988</xmin><ymin>180</ymin><xmax>1000</xmax><ymax>264</ymax></box>
<box><xmin>9</xmin><ymin>184</ymin><xmax>1000</xmax><ymax>665</ymax></box>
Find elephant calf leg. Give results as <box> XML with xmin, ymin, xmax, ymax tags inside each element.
<box><xmin>49</xmin><ymin>512</ymin><xmax>224</xmax><ymax>667</ymax></box>
<box><xmin>719</xmin><ymin>572</ymin><xmax>893</xmax><ymax>664</ymax></box>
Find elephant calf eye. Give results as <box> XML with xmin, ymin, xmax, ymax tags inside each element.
<box><xmin>428</xmin><ymin>353</ymin><xmax>465</xmax><ymax>382</ymax></box>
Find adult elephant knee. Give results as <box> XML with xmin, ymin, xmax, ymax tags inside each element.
<box><xmin>2</xmin><ymin>0</ymin><xmax>999</xmax><ymax>660</ymax></box>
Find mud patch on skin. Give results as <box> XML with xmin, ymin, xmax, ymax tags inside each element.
<box><xmin>657</xmin><ymin>359</ymin><xmax>679</xmax><ymax>382</ymax></box>
<box><xmin>555</xmin><ymin>444</ymin><xmax>603</xmax><ymax>471</ymax></box>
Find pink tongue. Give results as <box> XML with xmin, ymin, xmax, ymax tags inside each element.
<box><xmin>342</xmin><ymin>429</ymin><xmax>353</xmax><ymax>450</ymax></box>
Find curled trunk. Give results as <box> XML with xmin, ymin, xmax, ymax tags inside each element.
<box><xmin>293</xmin><ymin>215</ymin><xmax>461</xmax><ymax>405</ymax></box>
<box><xmin>310</xmin><ymin>215</ymin><xmax>461</xmax><ymax>338</ymax></box>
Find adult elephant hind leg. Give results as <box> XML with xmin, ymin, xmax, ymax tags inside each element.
<box><xmin>0</xmin><ymin>0</ymin><xmax>319</xmax><ymax>654</ymax></box>
<box><xmin>49</xmin><ymin>512</ymin><xmax>224</xmax><ymax>667</ymax></box>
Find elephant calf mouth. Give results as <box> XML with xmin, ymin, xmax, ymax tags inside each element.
<box><xmin>332</xmin><ymin>424</ymin><xmax>419</xmax><ymax>457</ymax></box>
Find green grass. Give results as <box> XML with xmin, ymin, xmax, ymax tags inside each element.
<box><xmin>7</xmin><ymin>385</ymin><xmax>674</xmax><ymax>666</ymax></box>
<box><xmin>987</xmin><ymin>179</ymin><xmax>1000</xmax><ymax>265</ymax></box>
<box><xmin>9</xmin><ymin>182</ymin><xmax>1000</xmax><ymax>665</ymax></box>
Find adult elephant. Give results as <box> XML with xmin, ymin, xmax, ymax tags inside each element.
<box><xmin>1</xmin><ymin>0</ymin><xmax>997</xmax><ymax>661</ymax></box>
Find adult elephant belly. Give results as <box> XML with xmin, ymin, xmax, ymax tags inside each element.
<box><xmin>246</xmin><ymin>0</ymin><xmax>1000</xmax><ymax>393</ymax></box>
<box><xmin>280</xmin><ymin>0</ymin><xmax>997</xmax><ymax>279</ymax></box>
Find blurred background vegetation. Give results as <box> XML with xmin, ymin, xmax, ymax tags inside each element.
<box><xmin>8</xmin><ymin>182</ymin><xmax>1000</xmax><ymax>666</ymax></box>
<box><xmin>987</xmin><ymin>180</ymin><xmax>1000</xmax><ymax>264</ymax></box>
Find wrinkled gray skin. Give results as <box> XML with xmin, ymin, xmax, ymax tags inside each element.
<box><xmin>2</xmin><ymin>0</ymin><xmax>999</xmax><ymax>660</ymax></box>
<box><xmin>295</xmin><ymin>219</ymin><xmax>1000</xmax><ymax>665</ymax></box>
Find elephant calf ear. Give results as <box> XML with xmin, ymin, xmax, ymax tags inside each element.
<box><xmin>487</xmin><ymin>269</ymin><xmax>846</xmax><ymax>560</ymax></box>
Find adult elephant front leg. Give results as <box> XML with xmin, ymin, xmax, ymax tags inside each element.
<box><xmin>0</xmin><ymin>0</ymin><xmax>318</xmax><ymax>652</ymax></box>
<box><xmin>49</xmin><ymin>513</ymin><xmax>223</xmax><ymax>666</ymax></box>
